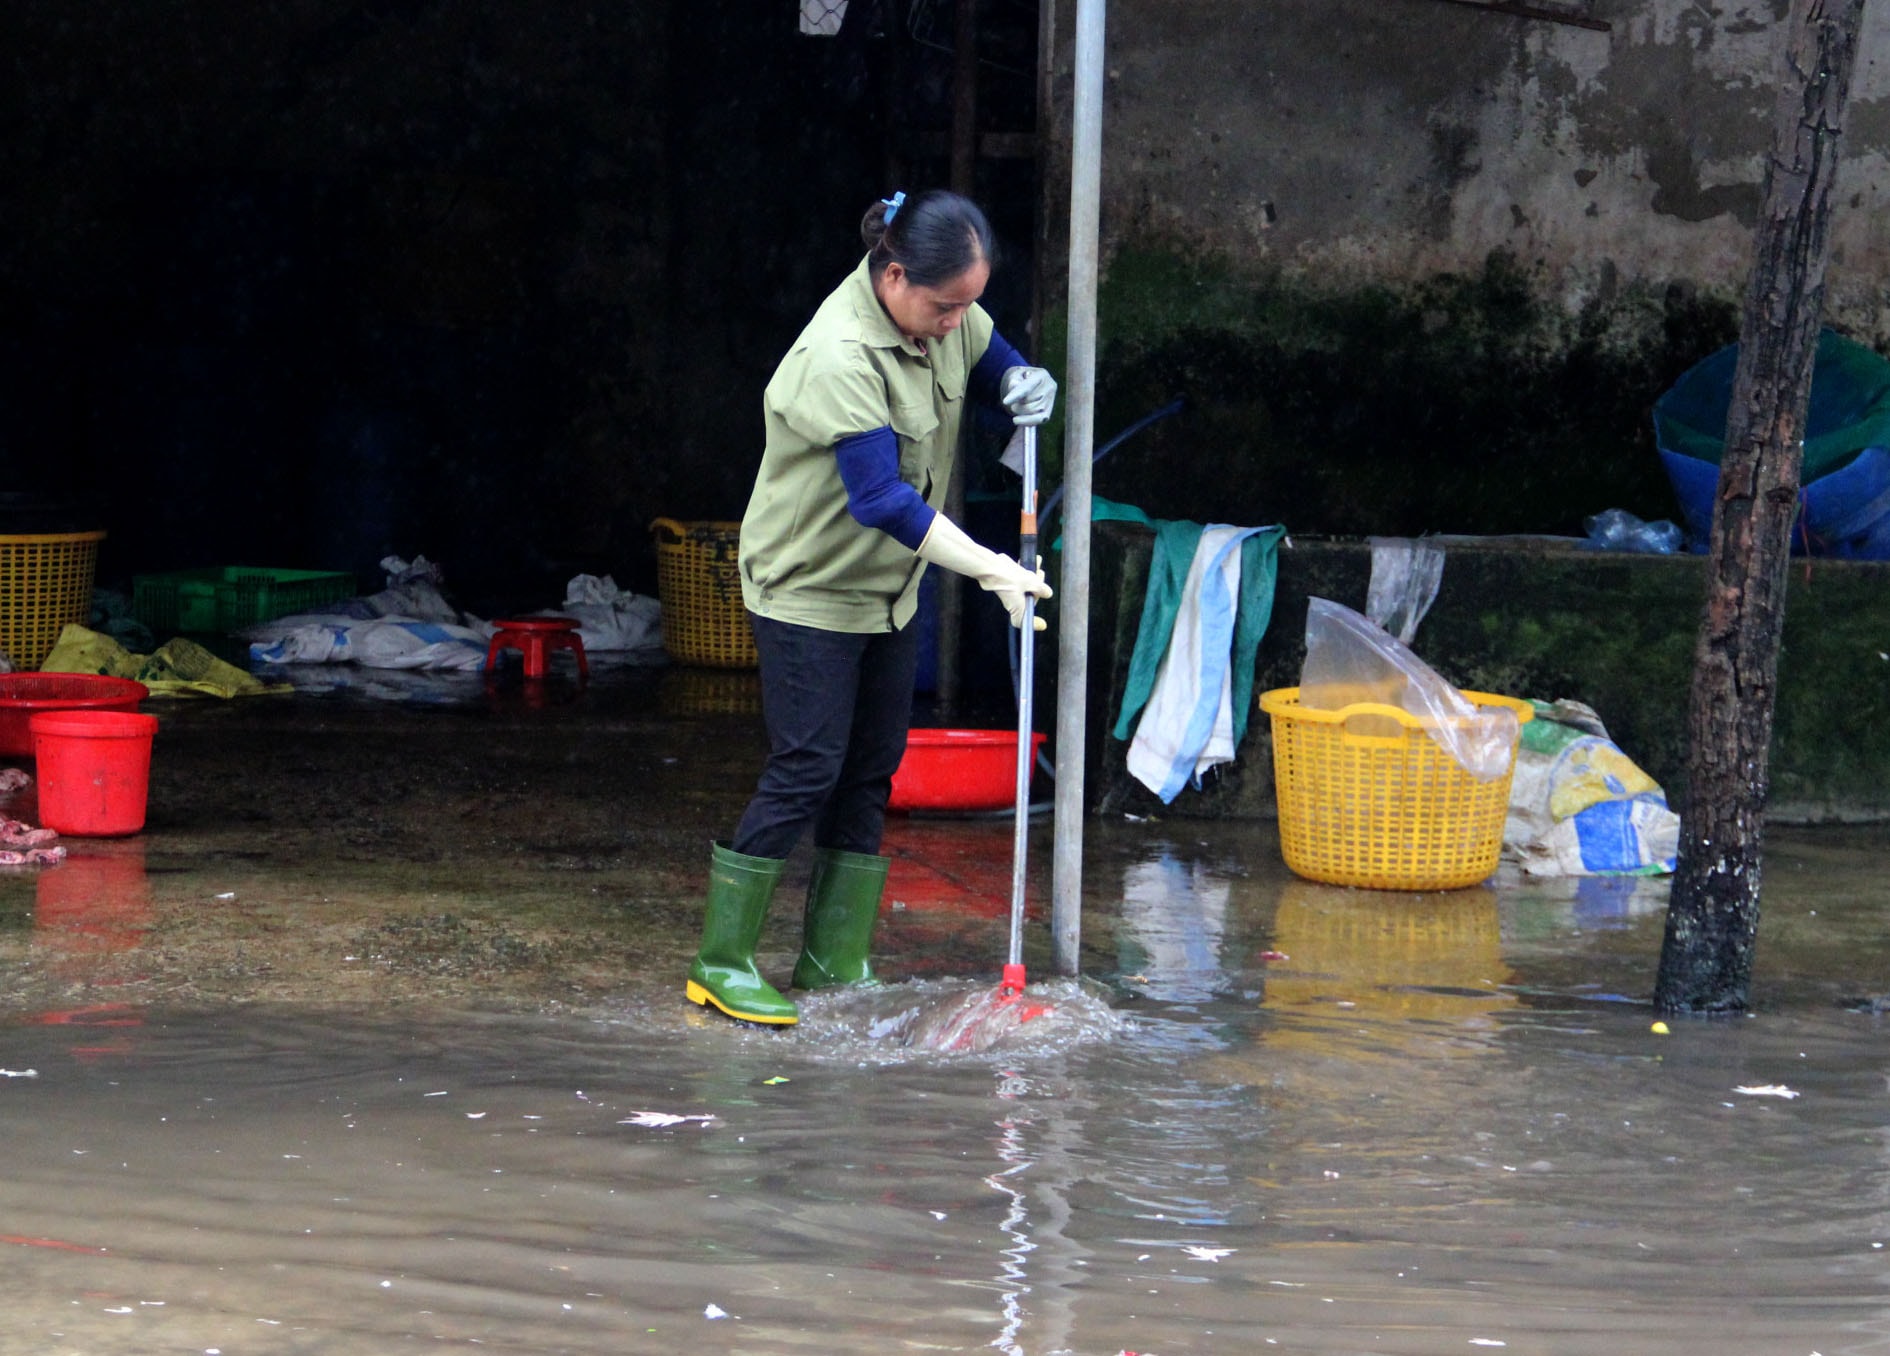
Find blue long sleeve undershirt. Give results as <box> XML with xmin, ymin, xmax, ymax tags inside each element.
<box><xmin>970</xmin><ymin>330</ymin><xmax>1027</xmax><ymax>405</ymax></box>
<box><xmin>835</xmin><ymin>330</ymin><xmax>1032</xmax><ymax>550</ymax></box>
<box><xmin>835</xmin><ymin>427</ymin><xmax>933</xmax><ymax>549</ymax></box>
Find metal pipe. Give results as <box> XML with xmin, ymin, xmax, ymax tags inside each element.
<box><xmin>1029</xmin><ymin>0</ymin><xmax>1055</xmax><ymax>364</ymax></box>
<box><xmin>1052</xmin><ymin>0</ymin><xmax>1105</xmax><ymax>978</ymax></box>
<box><xmin>951</xmin><ymin>0</ymin><xmax>979</xmax><ymax>191</ymax></box>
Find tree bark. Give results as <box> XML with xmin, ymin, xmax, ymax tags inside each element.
<box><xmin>1654</xmin><ymin>0</ymin><xmax>1867</xmax><ymax>1016</ymax></box>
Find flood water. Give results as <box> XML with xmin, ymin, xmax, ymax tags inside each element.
<box><xmin>2</xmin><ymin>685</ymin><xmax>1888</xmax><ymax>1354</ymax></box>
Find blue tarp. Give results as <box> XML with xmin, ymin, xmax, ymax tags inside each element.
<box><xmin>1652</xmin><ymin>329</ymin><xmax>1890</xmax><ymax>558</ymax></box>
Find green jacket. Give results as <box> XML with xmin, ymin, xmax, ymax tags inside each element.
<box><xmin>739</xmin><ymin>257</ymin><xmax>995</xmax><ymax>633</ymax></box>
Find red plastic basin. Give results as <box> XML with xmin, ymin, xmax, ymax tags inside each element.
<box><xmin>889</xmin><ymin>728</ymin><xmax>1047</xmax><ymax>812</ymax></box>
<box><xmin>0</xmin><ymin>675</ymin><xmax>150</xmax><ymax>759</ymax></box>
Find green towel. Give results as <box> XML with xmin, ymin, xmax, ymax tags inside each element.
<box><xmin>1096</xmin><ymin>496</ymin><xmax>1285</xmax><ymax>745</ymax></box>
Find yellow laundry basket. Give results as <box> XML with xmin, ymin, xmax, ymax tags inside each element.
<box><xmin>1259</xmin><ymin>686</ymin><xmax>1532</xmax><ymax>891</ymax></box>
<box><xmin>650</xmin><ymin>518</ymin><xmax>757</xmax><ymax>669</ymax></box>
<box><xmin>0</xmin><ymin>531</ymin><xmax>106</xmax><ymax>671</ymax></box>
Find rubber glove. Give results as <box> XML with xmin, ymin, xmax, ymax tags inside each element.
<box><xmin>916</xmin><ymin>514</ymin><xmax>1053</xmax><ymax>631</ymax></box>
<box><xmin>999</xmin><ymin>365</ymin><xmax>1058</xmax><ymax>426</ymax></box>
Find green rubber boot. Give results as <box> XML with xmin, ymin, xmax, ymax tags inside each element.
<box><xmin>791</xmin><ymin>846</ymin><xmax>890</xmax><ymax>990</ymax></box>
<box><xmin>686</xmin><ymin>843</ymin><xmax>799</xmax><ymax>1025</ymax></box>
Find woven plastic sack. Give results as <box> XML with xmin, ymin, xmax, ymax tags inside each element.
<box><xmin>1298</xmin><ymin>597</ymin><xmax>1518</xmax><ymax>780</ymax></box>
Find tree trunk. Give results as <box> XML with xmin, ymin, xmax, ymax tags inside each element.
<box><xmin>1654</xmin><ymin>0</ymin><xmax>1867</xmax><ymax>1016</ymax></box>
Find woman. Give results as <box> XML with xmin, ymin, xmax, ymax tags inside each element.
<box><xmin>686</xmin><ymin>188</ymin><xmax>1057</xmax><ymax>1026</ymax></box>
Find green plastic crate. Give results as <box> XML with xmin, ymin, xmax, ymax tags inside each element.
<box><xmin>132</xmin><ymin>567</ymin><xmax>358</xmax><ymax>634</ymax></box>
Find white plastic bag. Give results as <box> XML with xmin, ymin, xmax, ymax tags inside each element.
<box><xmin>545</xmin><ymin>574</ymin><xmax>663</xmax><ymax>652</ymax></box>
<box><xmin>1298</xmin><ymin>597</ymin><xmax>1518</xmax><ymax>781</ymax></box>
<box><xmin>249</xmin><ymin>617</ymin><xmax>493</xmax><ymax>670</ymax></box>
<box><xmin>366</xmin><ymin>554</ymin><xmax>463</xmax><ymax>623</ymax></box>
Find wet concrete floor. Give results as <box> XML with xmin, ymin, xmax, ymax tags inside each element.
<box><xmin>1</xmin><ymin>661</ymin><xmax>1888</xmax><ymax>1354</ymax></box>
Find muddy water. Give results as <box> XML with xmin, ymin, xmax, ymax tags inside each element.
<box><xmin>1</xmin><ymin>689</ymin><xmax>1888</xmax><ymax>1353</ymax></box>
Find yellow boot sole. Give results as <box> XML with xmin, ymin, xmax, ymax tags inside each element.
<box><xmin>686</xmin><ymin>979</ymin><xmax>798</xmax><ymax>1026</ymax></box>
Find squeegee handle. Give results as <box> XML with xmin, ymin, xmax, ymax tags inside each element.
<box><xmin>1007</xmin><ymin>425</ymin><xmax>1039</xmax><ymax>982</ymax></box>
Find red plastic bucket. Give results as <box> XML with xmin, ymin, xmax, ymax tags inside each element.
<box><xmin>0</xmin><ymin>674</ymin><xmax>149</xmax><ymax>758</ymax></box>
<box><xmin>889</xmin><ymin>728</ymin><xmax>1047</xmax><ymax>812</ymax></box>
<box><xmin>29</xmin><ymin>711</ymin><xmax>159</xmax><ymax>837</ymax></box>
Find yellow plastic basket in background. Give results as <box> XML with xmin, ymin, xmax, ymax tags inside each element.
<box><xmin>1258</xmin><ymin>686</ymin><xmax>1533</xmax><ymax>891</ymax></box>
<box><xmin>649</xmin><ymin>518</ymin><xmax>757</xmax><ymax>669</ymax></box>
<box><xmin>0</xmin><ymin>531</ymin><xmax>106</xmax><ymax>671</ymax></box>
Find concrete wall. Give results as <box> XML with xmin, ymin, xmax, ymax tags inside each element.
<box><xmin>1028</xmin><ymin>0</ymin><xmax>1890</xmax><ymax>550</ymax></box>
<box><xmin>1069</xmin><ymin>0</ymin><xmax>1890</xmax><ymax>329</ymax></box>
<box><xmin>6</xmin><ymin>1</ymin><xmax>1885</xmax><ymax>627</ymax></box>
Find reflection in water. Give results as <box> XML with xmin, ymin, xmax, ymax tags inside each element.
<box><xmin>1264</xmin><ymin>879</ymin><xmax>1515</xmax><ymax>1057</ymax></box>
<box><xmin>7</xmin><ymin>825</ymin><xmax>1890</xmax><ymax>1354</ymax></box>
<box><xmin>23</xmin><ymin>1003</ymin><xmax>143</xmax><ymax>1062</ymax></box>
<box><xmin>1117</xmin><ymin>850</ymin><xmax>1231</xmax><ymax>1002</ymax></box>
<box><xmin>0</xmin><ymin>988</ymin><xmax>1887</xmax><ymax>1354</ymax></box>
<box><xmin>657</xmin><ymin>667</ymin><xmax>763</xmax><ymax>717</ymax></box>
<box><xmin>481</xmin><ymin>671</ymin><xmax>590</xmax><ymax>712</ymax></box>
<box><xmin>987</xmin><ymin>1070</ymin><xmax>1034</xmax><ymax>1356</ymax></box>
<box><xmin>873</xmin><ymin>818</ymin><xmax>1058</xmax><ymax>983</ymax></box>
<box><xmin>1506</xmin><ymin>869</ymin><xmax>1672</xmax><ymax>939</ymax></box>
<box><xmin>881</xmin><ymin>820</ymin><xmax>1016</xmax><ymax>918</ymax></box>
<box><xmin>32</xmin><ymin>846</ymin><xmax>152</xmax><ymax>1060</ymax></box>
<box><xmin>35</xmin><ymin>846</ymin><xmax>153</xmax><ymax>957</ymax></box>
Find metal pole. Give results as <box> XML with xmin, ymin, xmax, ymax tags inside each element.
<box><xmin>1051</xmin><ymin>0</ymin><xmax>1104</xmax><ymax>977</ymax></box>
<box><xmin>937</xmin><ymin>0</ymin><xmax>980</xmax><ymax>711</ymax></box>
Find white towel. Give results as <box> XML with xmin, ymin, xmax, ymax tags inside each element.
<box><xmin>1126</xmin><ymin>526</ymin><xmax>1260</xmax><ymax>802</ymax></box>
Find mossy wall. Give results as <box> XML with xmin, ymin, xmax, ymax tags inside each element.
<box><xmin>1045</xmin><ymin>248</ymin><xmax>1741</xmax><ymax>539</ymax></box>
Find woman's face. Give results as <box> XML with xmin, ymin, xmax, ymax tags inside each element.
<box><xmin>876</xmin><ymin>257</ymin><xmax>990</xmax><ymax>342</ymax></box>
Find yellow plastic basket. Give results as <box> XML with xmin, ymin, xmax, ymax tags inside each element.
<box><xmin>1258</xmin><ymin>686</ymin><xmax>1533</xmax><ymax>891</ymax></box>
<box><xmin>650</xmin><ymin>518</ymin><xmax>757</xmax><ymax>669</ymax></box>
<box><xmin>0</xmin><ymin>531</ymin><xmax>106</xmax><ymax>671</ymax></box>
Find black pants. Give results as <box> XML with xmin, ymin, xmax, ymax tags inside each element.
<box><xmin>729</xmin><ymin>612</ymin><xmax>919</xmax><ymax>861</ymax></box>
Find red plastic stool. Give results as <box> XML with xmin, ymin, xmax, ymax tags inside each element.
<box><xmin>485</xmin><ymin>617</ymin><xmax>589</xmax><ymax>680</ymax></box>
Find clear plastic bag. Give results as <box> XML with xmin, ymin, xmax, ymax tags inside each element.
<box><xmin>1582</xmin><ymin>509</ymin><xmax>1684</xmax><ymax>554</ymax></box>
<box><xmin>1366</xmin><ymin>536</ymin><xmax>1445</xmax><ymax>643</ymax></box>
<box><xmin>1298</xmin><ymin>597</ymin><xmax>1519</xmax><ymax>780</ymax></box>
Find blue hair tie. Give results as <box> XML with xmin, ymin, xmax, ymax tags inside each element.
<box><xmin>882</xmin><ymin>191</ymin><xmax>906</xmax><ymax>225</ymax></box>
